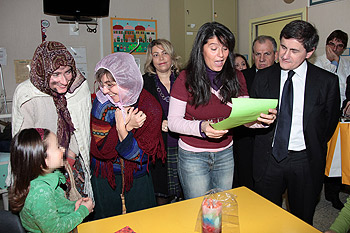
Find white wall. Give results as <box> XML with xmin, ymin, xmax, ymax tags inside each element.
<box><xmin>2</xmin><ymin>0</ymin><xmax>350</xmax><ymax>106</ymax></box>
<box><xmin>308</xmin><ymin>1</ymin><xmax>350</xmax><ymax>58</ymax></box>
<box><xmin>237</xmin><ymin>0</ymin><xmax>350</xmax><ymax>60</ymax></box>
<box><xmin>0</xmin><ymin>0</ymin><xmax>170</xmax><ymax>103</ymax></box>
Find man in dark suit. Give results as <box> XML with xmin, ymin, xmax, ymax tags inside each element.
<box><xmin>233</xmin><ymin>35</ymin><xmax>277</xmax><ymax>189</ymax></box>
<box><xmin>243</xmin><ymin>35</ymin><xmax>278</xmax><ymax>93</ymax></box>
<box><xmin>250</xmin><ymin>20</ymin><xmax>340</xmax><ymax>224</ymax></box>
<box><xmin>233</xmin><ymin>35</ymin><xmax>278</xmax><ymax>189</ymax></box>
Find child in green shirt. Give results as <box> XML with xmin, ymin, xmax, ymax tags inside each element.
<box><xmin>325</xmin><ymin>196</ymin><xmax>350</xmax><ymax>233</ymax></box>
<box><xmin>9</xmin><ymin>128</ymin><xmax>94</xmax><ymax>233</ymax></box>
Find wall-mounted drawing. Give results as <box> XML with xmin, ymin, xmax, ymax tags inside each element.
<box><xmin>110</xmin><ymin>17</ymin><xmax>157</xmax><ymax>54</ymax></box>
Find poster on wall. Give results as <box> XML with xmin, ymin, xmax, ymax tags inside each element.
<box><xmin>309</xmin><ymin>0</ymin><xmax>335</xmax><ymax>6</ymax></box>
<box><xmin>14</xmin><ymin>60</ymin><xmax>31</xmax><ymax>83</ymax></box>
<box><xmin>110</xmin><ymin>17</ymin><xmax>157</xmax><ymax>54</ymax></box>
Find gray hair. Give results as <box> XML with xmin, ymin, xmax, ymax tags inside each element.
<box><xmin>252</xmin><ymin>35</ymin><xmax>277</xmax><ymax>53</ymax></box>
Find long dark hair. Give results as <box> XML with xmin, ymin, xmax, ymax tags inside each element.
<box><xmin>9</xmin><ymin>128</ymin><xmax>50</xmax><ymax>213</ymax></box>
<box><xmin>185</xmin><ymin>22</ymin><xmax>240</xmax><ymax>107</ymax></box>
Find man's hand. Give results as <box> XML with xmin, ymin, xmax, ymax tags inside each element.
<box><xmin>326</xmin><ymin>45</ymin><xmax>340</xmax><ymax>63</ymax></box>
<box><xmin>257</xmin><ymin>108</ymin><xmax>277</xmax><ymax>125</ymax></box>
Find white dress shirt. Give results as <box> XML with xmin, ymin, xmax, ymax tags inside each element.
<box><xmin>278</xmin><ymin>60</ymin><xmax>307</xmax><ymax>151</ymax></box>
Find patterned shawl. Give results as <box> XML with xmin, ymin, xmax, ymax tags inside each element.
<box><xmin>29</xmin><ymin>41</ymin><xmax>85</xmax><ymax>149</ymax></box>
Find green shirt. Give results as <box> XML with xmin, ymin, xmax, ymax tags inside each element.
<box><xmin>330</xmin><ymin>196</ymin><xmax>350</xmax><ymax>233</ymax></box>
<box><xmin>20</xmin><ymin>171</ymin><xmax>89</xmax><ymax>233</ymax></box>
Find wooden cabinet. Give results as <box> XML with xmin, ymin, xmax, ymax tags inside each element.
<box><xmin>170</xmin><ymin>0</ymin><xmax>237</xmax><ymax>64</ymax></box>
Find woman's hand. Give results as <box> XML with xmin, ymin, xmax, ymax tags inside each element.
<box><xmin>201</xmin><ymin>121</ymin><xmax>228</xmax><ymax>139</ymax></box>
<box><xmin>125</xmin><ymin>107</ymin><xmax>147</xmax><ymax>131</ymax></box>
<box><xmin>162</xmin><ymin>120</ymin><xmax>168</xmax><ymax>132</ymax></box>
<box><xmin>257</xmin><ymin>108</ymin><xmax>277</xmax><ymax>125</ymax></box>
<box><xmin>115</xmin><ymin>108</ymin><xmax>129</xmax><ymax>141</ymax></box>
<box><xmin>115</xmin><ymin>107</ymin><xmax>147</xmax><ymax>141</ymax></box>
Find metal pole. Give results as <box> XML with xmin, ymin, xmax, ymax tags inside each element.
<box><xmin>0</xmin><ymin>64</ymin><xmax>8</xmax><ymax>114</ymax></box>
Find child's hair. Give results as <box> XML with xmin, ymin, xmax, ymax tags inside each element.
<box><xmin>9</xmin><ymin>128</ymin><xmax>51</xmax><ymax>213</ymax></box>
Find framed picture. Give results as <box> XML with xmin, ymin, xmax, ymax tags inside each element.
<box><xmin>110</xmin><ymin>17</ymin><xmax>157</xmax><ymax>54</ymax></box>
<box><xmin>309</xmin><ymin>0</ymin><xmax>335</xmax><ymax>6</ymax></box>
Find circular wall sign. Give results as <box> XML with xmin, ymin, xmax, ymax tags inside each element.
<box><xmin>41</xmin><ymin>20</ymin><xmax>50</xmax><ymax>28</ymax></box>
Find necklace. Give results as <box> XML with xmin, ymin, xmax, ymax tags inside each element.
<box><xmin>156</xmin><ymin>87</ymin><xmax>170</xmax><ymax>102</ymax></box>
<box><xmin>154</xmin><ymin>74</ymin><xmax>174</xmax><ymax>103</ymax></box>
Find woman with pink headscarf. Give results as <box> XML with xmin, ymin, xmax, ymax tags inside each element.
<box><xmin>90</xmin><ymin>52</ymin><xmax>166</xmax><ymax>219</ymax></box>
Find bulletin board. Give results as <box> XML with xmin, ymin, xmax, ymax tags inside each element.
<box><xmin>309</xmin><ymin>0</ymin><xmax>336</xmax><ymax>6</ymax></box>
<box><xmin>14</xmin><ymin>60</ymin><xmax>31</xmax><ymax>83</ymax></box>
<box><xmin>110</xmin><ymin>17</ymin><xmax>157</xmax><ymax>54</ymax></box>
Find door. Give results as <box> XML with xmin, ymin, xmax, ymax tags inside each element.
<box><xmin>249</xmin><ymin>8</ymin><xmax>307</xmax><ymax>64</ymax></box>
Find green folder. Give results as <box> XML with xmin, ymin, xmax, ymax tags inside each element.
<box><xmin>212</xmin><ymin>98</ymin><xmax>278</xmax><ymax>130</ymax></box>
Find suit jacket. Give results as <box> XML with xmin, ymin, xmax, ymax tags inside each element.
<box><xmin>343</xmin><ymin>74</ymin><xmax>350</xmax><ymax>109</ymax></box>
<box><xmin>242</xmin><ymin>64</ymin><xmax>257</xmax><ymax>95</ymax></box>
<box><xmin>250</xmin><ymin>62</ymin><xmax>340</xmax><ymax>195</ymax></box>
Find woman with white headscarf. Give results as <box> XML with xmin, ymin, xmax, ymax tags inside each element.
<box><xmin>90</xmin><ymin>52</ymin><xmax>166</xmax><ymax>219</ymax></box>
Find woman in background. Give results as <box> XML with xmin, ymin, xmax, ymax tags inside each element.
<box><xmin>143</xmin><ymin>39</ymin><xmax>182</xmax><ymax>204</ymax></box>
<box><xmin>234</xmin><ymin>53</ymin><xmax>249</xmax><ymax>71</ymax></box>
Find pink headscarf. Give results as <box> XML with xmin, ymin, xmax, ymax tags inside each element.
<box><xmin>95</xmin><ymin>53</ymin><xmax>143</xmax><ymax>110</ymax></box>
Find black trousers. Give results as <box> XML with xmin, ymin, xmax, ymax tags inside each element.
<box><xmin>254</xmin><ymin>150</ymin><xmax>317</xmax><ymax>225</ymax></box>
<box><xmin>233</xmin><ymin>126</ymin><xmax>254</xmax><ymax>189</ymax></box>
<box><xmin>324</xmin><ymin>176</ymin><xmax>342</xmax><ymax>199</ymax></box>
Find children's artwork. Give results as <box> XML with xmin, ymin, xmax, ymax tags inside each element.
<box><xmin>110</xmin><ymin>18</ymin><xmax>157</xmax><ymax>54</ymax></box>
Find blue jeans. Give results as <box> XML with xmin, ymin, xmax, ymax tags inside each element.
<box><xmin>178</xmin><ymin>146</ymin><xmax>234</xmax><ymax>199</ymax></box>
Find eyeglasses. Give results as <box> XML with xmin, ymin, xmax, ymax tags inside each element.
<box><xmin>98</xmin><ymin>81</ymin><xmax>116</xmax><ymax>90</ymax></box>
<box><xmin>327</xmin><ymin>42</ymin><xmax>345</xmax><ymax>50</ymax></box>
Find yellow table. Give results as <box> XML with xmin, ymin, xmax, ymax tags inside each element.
<box><xmin>78</xmin><ymin>187</ymin><xmax>320</xmax><ymax>233</ymax></box>
<box><xmin>326</xmin><ymin>122</ymin><xmax>350</xmax><ymax>185</ymax></box>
